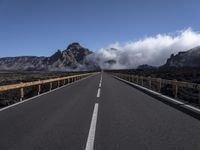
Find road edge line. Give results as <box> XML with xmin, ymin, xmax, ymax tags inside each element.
<box><xmin>113</xmin><ymin>75</ymin><xmax>200</xmax><ymax>119</ymax></box>
<box><xmin>0</xmin><ymin>73</ymin><xmax>98</xmax><ymax>112</ymax></box>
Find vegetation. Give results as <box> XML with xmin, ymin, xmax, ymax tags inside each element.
<box><xmin>105</xmin><ymin>67</ymin><xmax>200</xmax><ymax>84</ymax></box>
<box><xmin>0</xmin><ymin>70</ymin><xmax>95</xmax><ymax>107</ymax></box>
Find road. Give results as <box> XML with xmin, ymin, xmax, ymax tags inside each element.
<box><xmin>0</xmin><ymin>72</ymin><xmax>200</xmax><ymax>150</ymax></box>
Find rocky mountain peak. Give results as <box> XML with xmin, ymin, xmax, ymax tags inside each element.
<box><xmin>67</xmin><ymin>42</ymin><xmax>82</xmax><ymax>51</ymax></box>
<box><xmin>164</xmin><ymin>46</ymin><xmax>200</xmax><ymax>67</ymax></box>
<box><xmin>0</xmin><ymin>42</ymin><xmax>95</xmax><ymax>71</ymax></box>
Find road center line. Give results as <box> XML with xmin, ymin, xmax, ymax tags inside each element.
<box><xmin>97</xmin><ymin>88</ymin><xmax>101</xmax><ymax>98</ymax></box>
<box><xmin>85</xmin><ymin>103</ymin><xmax>99</xmax><ymax>150</ymax></box>
<box><xmin>99</xmin><ymin>82</ymin><xmax>101</xmax><ymax>88</ymax></box>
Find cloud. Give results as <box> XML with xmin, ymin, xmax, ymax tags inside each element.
<box><xmin>88</xmin><ymin>28</ymin><xmax>200</xmax><ymax>69</ymax></box>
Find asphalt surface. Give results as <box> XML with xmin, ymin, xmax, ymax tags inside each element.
<box><xmin>0</xmin><ymin>72</ymin><xmax>200</xmax><ymax>150</ymax></box>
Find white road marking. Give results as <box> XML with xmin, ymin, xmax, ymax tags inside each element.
<box><xmin>114</xmin><ymin>76</ymin><xmax>200</xmax><ymax>113</ymax></box>
<box><xmin>85</xmin><ymin>103</ymin><xmax>99</xmax><ymax>150</ymax></box>
<box><xmin>97</xmin><ymin>88</ymin><xmax>101</xmax><ymax>98</ymax></box>
<box><xmin>99</xmin><ymin>82</ymin><xmax>101</xmax><ymax>88</ymax></box>
<box><xmin>184</xmin><ymin>104</ymin><xmax>200</xmax><ymax>113</ymax></box>
<box><xmin>0</xmin><ymin>74</ymin><xmax>97</xmax><ymax>112</ymax></box>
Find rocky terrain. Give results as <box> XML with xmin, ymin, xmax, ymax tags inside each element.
<box><xmin>164</xmin><ymin>46</ymin><xmax>200</xmax><ymax>67</ymax></box>
<box><xmin>0</xmin><ymin>43</ymin><xmax>96</xmax><ymax>71</ymax></box>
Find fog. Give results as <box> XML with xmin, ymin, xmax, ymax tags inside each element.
<box><xmin>87</xmin><ymin>28</ymin><xmax>200</xmax><ymax>69</ymax></box>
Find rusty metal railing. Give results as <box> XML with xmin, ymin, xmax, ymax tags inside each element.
<box><xmin>0</xmin><ymin>72</ymin><xmax>96</xmax><ymax>102</ymax></box>
<box><xmin>112</xmin><ymin>73</ymin><xmax>200</xmax><ymax>106</ymax></box>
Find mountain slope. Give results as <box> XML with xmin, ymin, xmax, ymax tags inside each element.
<box><xmin>164</xmin><ymin>46</ymin><xmax>200</xmax><ymax>67</ymax></box>
<box><xmin>0</xmin><ymin>43</ymin><xmax>94</xmax><ymax>71</ymax></box>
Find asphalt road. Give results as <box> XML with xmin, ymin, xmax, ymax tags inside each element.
<box><xmin>0</xmin><ymin>72</ymin><xmax>200</xmax><ymax>150</ymax></box>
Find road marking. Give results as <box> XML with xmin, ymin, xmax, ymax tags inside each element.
<box><xmin>0</xmin><ymin>74</ymin><xmax>97</xmax><ymax>112</ymax></box>
<box><xmin>114</xmin><ymin>76</ymin><xmax>200</xmax><ymax>113</ymax></box>
<box><xmin>85</xmin><ymin>103</ymin><xmax>99</xmax><ymax>150</ymax></box>
<box><xmin>97</xmin><ymin>88</ymin><xmax>101</xmax><ymax>98</ymax></box>
<box><xmin>99</xmin><ymin>82</ymin><xmax>101</xmax><ymax>88</ymax></box>
<box><xmin>184</xmin><ymin>104</ymin><xmax>200</xmax><ymax>113</ymax></box>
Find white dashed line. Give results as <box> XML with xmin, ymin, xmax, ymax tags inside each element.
<box><xmin>97</xmin><ymin>88</ymin><xmax>101</xmax><ymax>98</ymax></box>
<box><xmin>99</xmin><ymin>82</ymin><xmax>101</xmax><ymax>88</ymax></box>
<box><xmin>85</xmin><ymin>103</ymin><xmax>99</xmax><ymax>150</ymax></box>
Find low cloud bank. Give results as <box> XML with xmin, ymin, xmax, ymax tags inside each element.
<box><xmin>87</xmin><ymin>28</ymin><xmax>200</xmax><ymax>69</ymax></box>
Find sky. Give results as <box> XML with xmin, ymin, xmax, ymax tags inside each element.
<box><xmin>0</xmin><ymin>0</ymin><xmax>200</xmax><ymax>57</ymax></box>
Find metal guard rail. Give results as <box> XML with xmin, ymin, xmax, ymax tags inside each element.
<box><xmin>112</xmin><ymin>73</ymin><xmax>200</xmax><ymax>105</ymax></box>
<box><xmin>0</xmin><ymin>72</ymin><xmax>96</xmax><ymax>100</ymax></box>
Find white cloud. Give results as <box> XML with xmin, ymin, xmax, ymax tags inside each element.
<box><xmin>89</xmin><ymin>28</ymin><xmax>200</xmax><ymax>69</ymax></box>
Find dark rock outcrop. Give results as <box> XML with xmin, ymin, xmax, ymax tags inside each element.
<box><xmin>164</xmin><ymin>46</ymin><xmax>200</xmax><ymax>67</ymax></box>
<box><xmin>0</xmin><ymin>43</ymin><xmax>94</xmax><ymax>71</ymax></box>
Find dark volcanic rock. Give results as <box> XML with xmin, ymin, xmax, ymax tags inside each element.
<box><xmin>0</xmin><ymin>43</ymin><xmax>94</xmax><ymax>71</ymax></box>
<box><xmin>137</xmin><ymin>64</ymin><xmax>157</xmax><ymax>70</ymax></box>
<box><xmin>164</xmin><ymin>46</ymin><xmax>200</xmax><ymax>67</ymax></box>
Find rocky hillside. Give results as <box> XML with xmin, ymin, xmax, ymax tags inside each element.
<box><xmin>0</xmin><ymin>43</ymin><xmax>94</xmax><ymax>71</ymax></box>
<box><xmin>164</xmin><ymin>46</ymin><xmax>200</xmax><ymax>67</ymax></box>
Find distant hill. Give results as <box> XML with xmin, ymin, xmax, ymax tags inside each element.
<box><xmin>1</xmin><ymin>44</ymin><xmax>200</xmax><ymax>71</ymax></box>
<box><xmin>0</xmin><ymin>43</ymin><xmax>96</xmax><ymax>71</ymax></box>
<box><xmin>137</xmin><ymin>64</ymin><xmax>157</xmax><ymax>70</ymax></box>
<box><xmin>163</xmin><ymin>46</ymin><xmax>200</xmax><ymax>67</ymax></box>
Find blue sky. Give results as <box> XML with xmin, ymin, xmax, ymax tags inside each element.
<box><xmin>0</xmin><ymin>0</ymin><xmax>199</xmax><ymax>57</ymax></box>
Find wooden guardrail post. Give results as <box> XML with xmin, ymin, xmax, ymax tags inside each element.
<box><xmin>157</xmin><ymin>78</ymin><xmax>162</xmax><ymax>92</ymax></box>
<box><xmin>136</xmin><ymin>76</ymin><xmax>139</xmax><ymax>84</ymax></box>
<box><xmin>172</xmin><ymin>80</ymin><xmax>178</xmax><ymax>98</ymax></box>
<box><xmin>20</xmin><ymin>87</ymin><xmax>24</xmax><ymax>101</ymax></box>
<box><xmin>131</xmin><ymin>75</ymin><xmax>134</xmax><ymax>82</ymax></box>
<box><xmin>63</xmin><ymin>79</ymin><xmax>66</xmax><ymax>85</ymax></box>
<box><xmin>148</xmin><ymin>76</ymin><xmax>152</xmax><ymax>89</ymax></box>
<box><xmin>38</xmin><ymin>84</ymin><xmax>41</xmax><ymax>95</ymax></box>
<box><xmin>58</xmin><ymin>80</ymin><xmax>60</xmax><ymax>87</ymax></box>
<box><xmin>50</xmin><ymin>82</ymin><xmax>53</xmax><ymax>91</ymax></box>
<box><xmin>140</xmin><ymin>76</ymin><xmax>143</xmax><ymax>86</ymax></box>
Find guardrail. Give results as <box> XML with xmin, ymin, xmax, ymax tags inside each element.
<box><xmin>0</xmin><ymin>72</ymin><xmax>96</xmax><ymax>102</ymax></box>
<box><xmin>111</xmin><ymin>73</ymin><xmax>200</xmax><ymax>106</ymax></box>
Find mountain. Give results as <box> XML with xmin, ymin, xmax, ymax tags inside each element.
<box><xmin>164</xmin><ymin>46</ymin><xmax>200</xmax><ymax>67</ymax></box>
<box><xmin>0</xmin><ymin>43</ymin><xmax>94</xmax><ymax>71</ymax></box>
<box><xmin>137</xmin><ymin>64</ymin><xmax>157</xmax><ymax>70</ymax></box>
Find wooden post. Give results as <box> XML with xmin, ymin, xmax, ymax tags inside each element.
<box><xmin>50</xmin><ymin>82</ymin><xmax>53</xmax><ymax>90</ymax></box>
<box><xmin>68</xmin><ymin>78</ymin><xmax>70</xmax><ymax>84</ymax></box>
<box><xmin>58</xmin><ymin>80</ymin><xmax>60</xmax><ymax>87</ymax></box>
<box><xmin>136</xmin><ymin>76</ymin><xmax>139</xmax><ymax>84</ymax></box>
<box><xmin>157</xmin><ymin>78</ymin><xmax>162</xmax><ymax>92</ymax></box>
<box><xmin>140</xmin><ymin>76</ymin><xmax>143</xmax><ymax>86</ymax></box>
<box><xmin>131</xmin><ymin>75</ymin><xmax>133</xmax><ymax>82</ymax></box>
<box><xmin>20</xmin><ymin>87</ymin><xmax>24</xmax><ymax>101</ymax></box>
<box><xmin>148</xmin><ymin>76</ymin><xmax>152</xmax><ymax>89</ymax></box>
<box><xmin>172</xmin><ymin>80</ymin><xmax>178</xmax><ymax>98</ymax></box>
<box><xmin>64</xmin><ymin>79</ymin><xmax>66</xmax><ymax>85</ymax></box>
<box><xmin>38</xmin><ymin>84</ymin><xmax>41</xmax><ymax>95</ymax></box>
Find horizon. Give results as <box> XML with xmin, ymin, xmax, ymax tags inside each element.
<box><xmin>1</xmin><ymin>0</ymin><xmax>200</xmax><ymax>58</ymax></box>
